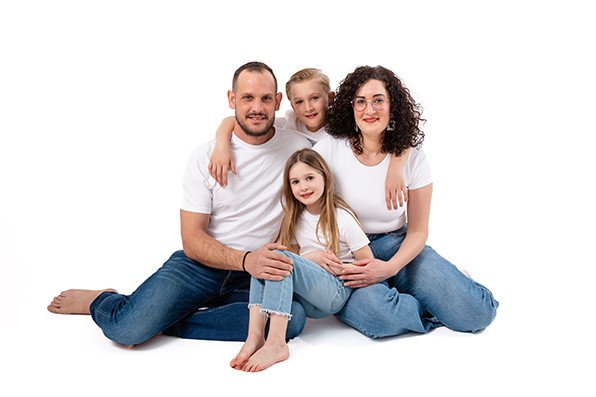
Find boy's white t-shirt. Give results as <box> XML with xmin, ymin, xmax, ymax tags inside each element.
<box><xmin>313</xmin><ymin>136</ymin><xmax>432</xmax><ymax>234</ymax></box>
<box><xmin>181</xmin><ymin>129</ymin><xmax>310</xmax><ymax>251</ymax></box>
<box><xmin>293</xmin><ymin>208</ymin><xmax>370</xmax><ymax>263</ymax></box>
<box><xmin>275</xmin><ymin>110</ymin><xmax>327</xmax><ymax>145</ymax></box>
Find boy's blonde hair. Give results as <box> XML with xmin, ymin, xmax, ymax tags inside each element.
<box><xmin>285</xmin><ymin>68</ymin><xmax>331</xmax><ymax>101</ymax></box>
<box><xmin>278</xmin><ymin>148</ymin><xmax>360</xmax><ymax>257</ymax></box>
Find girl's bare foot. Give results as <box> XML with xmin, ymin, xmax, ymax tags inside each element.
<box><xmin>230</xmin><ymin>338</ymin><xmax>264</xmax><ymax>370</ymax></box>
<box><xmin>241</xmin><ymin>341</ymin><xmax>289</xmax><ymax>372</ymax></box>
<box><xmin>47</xmin><ymin>289</ymin><xmax>116</xmax><ymax>314</ymax></box>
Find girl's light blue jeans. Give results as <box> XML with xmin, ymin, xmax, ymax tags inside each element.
<box><xmin>250</xmin><ymin>250</ymin><xmax>352</xmax><ymax>320</ymax></box>
<box><xmin>89</xmin><ymin>250</ymin><xmax>306</xmax><ymax>345</ymax></box>
<box><xmin>335</xmin><ymin>226</ymin><xmax>499</xmax><ymax>338</ymax></box>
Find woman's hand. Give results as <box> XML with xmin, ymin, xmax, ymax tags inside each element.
<box><xmin>339</xmin><ymin>258</ymin><xmax>396</xmax><ymax>288</ymax></box>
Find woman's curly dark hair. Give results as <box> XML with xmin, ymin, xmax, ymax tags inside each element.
<box><xmin>325</xmin><ymin>65</ymin><xmax>425</xmax><ymax>156</ymax></box>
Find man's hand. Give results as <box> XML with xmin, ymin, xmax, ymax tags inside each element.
<box><xmin>339</xmin><ymin>258</ymin><xmax>395</xmax><ymax>288</ymax></box>
<box><xmin>244</xmin><ymin>243</ymin><xmax>293</xmax><ymax>281</ymax></box>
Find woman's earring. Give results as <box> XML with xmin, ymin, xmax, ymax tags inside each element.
<box><xmin>387</xmin><ymin>119</ymin><xmax>396</xmax><ymax>131</ymax></box>
<box><xmin>354</xmin><ymin>124</ymin><xmax>359</xmax><ymax>133</ymax></box>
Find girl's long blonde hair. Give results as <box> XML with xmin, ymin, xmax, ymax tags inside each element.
<box><xmin>278</xmin><ymin>148</ymin><xmax>360</xmax><ymax>257</ymax></box>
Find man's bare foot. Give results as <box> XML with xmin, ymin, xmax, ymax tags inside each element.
<box><xmin>47</xmin><ymin>289</ymin><xmax>116</xmax><ymax>314</ymax></box>
<box><xmin>230</xmin><ymin>338</ymin><xmax>264</xmax><ymax>370</ymax></box>
<box><xmin>241</xmin><ymin>341</ymin><xmax>289</xmax><ymax>372</ymax></box>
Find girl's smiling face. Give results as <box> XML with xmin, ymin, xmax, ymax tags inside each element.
<box><xmin>288</xmin><ymin>161</ymin><xmax>326</xmax><ymax>214</ymax></box>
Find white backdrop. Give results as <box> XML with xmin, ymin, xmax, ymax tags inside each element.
<box><xmin>1</xmin><ymin>1</ymin><xmax>594</xmax><ymax>396</ymax></box>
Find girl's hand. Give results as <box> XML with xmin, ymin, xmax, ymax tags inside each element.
<box><xmin>302</xmin><ymin>249</ymin><xmax>343</xmax><ymax>275</ymax></box>
<box><xmin>339</xmin><ymin>258</ymin><xmax>395</xmax><ymax>288</ymax></box>
<box><xmin>208</xmin><ymin>145</ymin><xmax>236</xmax><ymax>187</ymax></box>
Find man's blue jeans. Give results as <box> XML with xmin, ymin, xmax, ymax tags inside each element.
<box><xmin>250</xmin><ymin>250</ymin><xmax>352</xmax><ymax>319</ymax></box>
<box><xmin>89</xmin><ymin>250</ymin><xmax>306</xmax><ymax>345</ymax></box>
<box><xmin>335</xmin><ymin>226</ymin><xmax>499</xmax><ymax>338</ymax></box>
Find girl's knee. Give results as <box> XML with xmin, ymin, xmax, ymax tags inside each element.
<box><xmin>274</xmin><ymin>249</ymin><xmax>298</xmax><ymax>260</ymax></box>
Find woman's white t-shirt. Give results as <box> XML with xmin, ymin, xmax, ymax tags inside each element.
<box><xmin>313</xmin><ymin>136</ymin><xmax>432</xmax><ymax>234</ymax></box>
<box><xmin>293</xmin><ymin>208</ymin><xmax>370</xmax><ymax>263</ymax></box>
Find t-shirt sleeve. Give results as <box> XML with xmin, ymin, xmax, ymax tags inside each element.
<box><xmin>406</xmin><ymin>149</ymin><xmax>432</xmax><ymax>190</ymax></box>
<box><xmin>274</xmin><ymin>115</ymin><xmax>287</xmax><ymax>129</ymax></box>
<box><xmin>338</xmin><ymin>210</ymin><xmax>370</xmax><ymax>252</ymax></box>
<box><xmin>279</xmin><ymin>110</ymin><xmax>298</xmax><ymax>130</ymax></box>
<box><xmin>180</xmin><ymin>145</ymin><xmax>213</xmax><ymax>214</ymax></box>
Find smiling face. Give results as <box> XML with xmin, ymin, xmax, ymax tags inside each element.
<box><xmin>288</xmin><ymin>79</ymin><xmax>329</xmax><ymax>132</ymax></box>
<box><xmin>353</xmin><ymin>79</ymin><xmax>390</xmax><ymax>140</ymax></box>
<box><xmin>288</xmin><ymin>161</ymin><xmax>326</xmax><ymax>214</ymax></box>
<box><xmin>229</xmin><ymin>70</ymin><xmax>282</xmax><ymax>139</ymax></box>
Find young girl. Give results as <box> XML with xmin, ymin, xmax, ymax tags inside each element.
<box><xmin>208</xmin><ymin>67</ymin><xmax>409</xmax><ymax>210</ymax></box>
<box><xmin>230</xmin><ymin>148</ymin><xmax>373</xmax><ymax>372</ymax></box>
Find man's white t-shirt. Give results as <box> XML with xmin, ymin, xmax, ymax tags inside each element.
<box><xmin>181</xmin><ymin>129</ymin><xmax>310</xmax><ymax>251</ymax></box>
<box><xmin>293</xmin><ymin>208</ymin><xmax>370</xmax><ymax>263</ymax></box>
<box><xmin>313</xmin><ymin>136</ymin><xmax>432</xmax><ymax>234</ymax></box>
<box><xmin>275</xmin><ymin>110</ymin><xmax>327</xmax><ymax>145</ymax></box>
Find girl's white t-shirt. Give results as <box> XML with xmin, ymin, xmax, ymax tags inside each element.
<box><xmin>313</xmin><ymin>136</ymin><xmax>432</xmax><ymax>234</ymax></box>
<box><xmin>293</xmin><ymin>208</ymin><xmax>370</xmax><ymax>263</ymax></box>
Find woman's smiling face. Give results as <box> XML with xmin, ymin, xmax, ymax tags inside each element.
<box><xmin>353</xmin><ymin>79</ymin><xmax>390</xmax><ymax>139</ymax></box>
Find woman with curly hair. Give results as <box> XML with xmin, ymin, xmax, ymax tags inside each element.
<box><xmin>314</xmin><ymin>65</ymin><xmax>499</xmax><ymax>338</ymax></box>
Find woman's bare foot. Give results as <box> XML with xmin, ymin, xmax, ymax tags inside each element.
<box><xmin>241</xmin><ymin>340</ymin><xmax>289</xmax><ymax>372</ymax></box>
<box><xmin>47</xmin><ymin>289</ymin><xmax>116</xmax><ymax>314</ymax></box>
<box><xmin>230</xmin><ymin>338</ymin><xmax>264</xmax><ymax>370</ymax></box>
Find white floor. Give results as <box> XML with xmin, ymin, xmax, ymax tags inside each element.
<box><xmin>2</xmin><ymin>286</ymin><xmax>591</xmax><ymax>396</ymax></box>
<box><xmin>2</xmin><ymin>1</ymin><xmax>595</xmax><ymax>396</ymax></box>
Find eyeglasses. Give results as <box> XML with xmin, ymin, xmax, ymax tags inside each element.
<box><xmin>351</xmin><ymin>97</ymin><xmax>389</xmax><ymax>112</ymax></box>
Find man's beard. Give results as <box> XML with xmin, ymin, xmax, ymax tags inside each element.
<box><xmin>236</xmin><ymin>113</ymin><xmax>275</xmax><ymax>137</ymax></box>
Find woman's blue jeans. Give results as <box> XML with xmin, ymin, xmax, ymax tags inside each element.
<box><xmin>250</xmin><ymin>250</ymin><xmax>352</xmax><ymax>320</ymax></box>
<box><xmin>335</xmin><ymin>226</ymin><xmax>499</xmax><ymax>338</ymax></box>
<box><xmin>89</xmin><ymin>250</ymin><xmax>306</xmax><ymax>345</ymax></box>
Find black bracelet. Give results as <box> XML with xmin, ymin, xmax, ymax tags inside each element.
<box><xmin>242</xmin><ymin>251</ymin><xmax>251</xmax><ymax>272</ymax></box>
